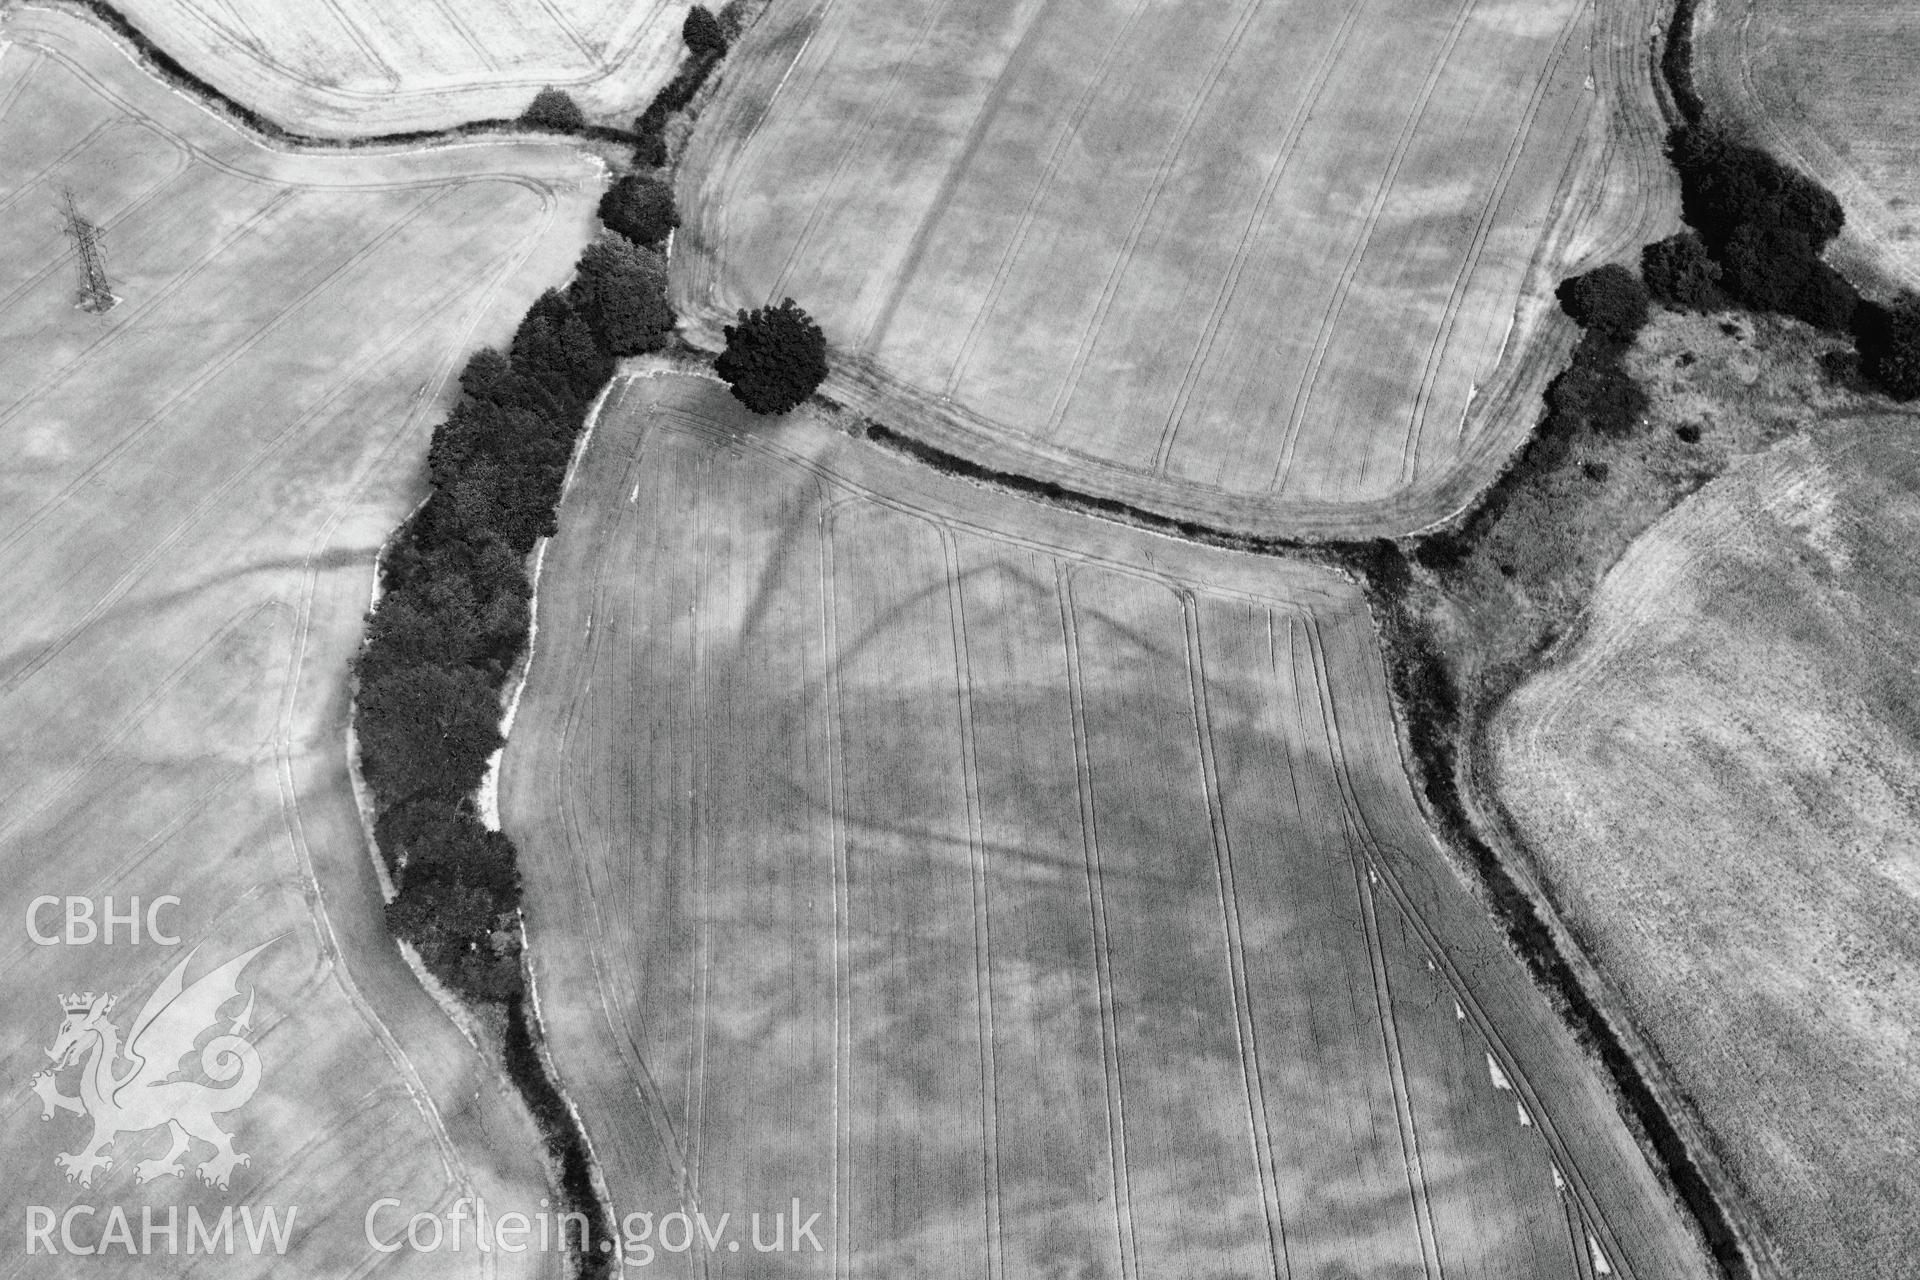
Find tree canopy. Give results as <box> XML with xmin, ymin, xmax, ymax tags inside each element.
<box><xmin>521</xmin><ymin>87</ymin><xmax>584</xmax><ymax>132</ymax></box>
<box><xmin>714</xmin><ymin>299</ymin><xmax>829</xmax><ymax>415</ymax></box>
<box><xmin>1665</xmin><ymin>122</ymin><xmax>1856</xmax><ymax>331</ymax></box>
<box><xmin>1641</xmin><ymin>231</ymin><xmax>1723</xmax><ymax>312</ymax></box>
<box><xmin>1859</xmin><ymin>293</ymin><xmax>1920</xmax><ymax>400</ymax></box>
<box><xmin>598</xmin><ymin>174</ymin><xmax>679</xmax><ymax>248</ymax></box>
<box><xmin>683</xmin><ymin>5</ymin><xmax>728</xmax><ymax>56</ymax></box>
<box><xmin>570</xmin><ymin>235</ymin><xmax>674</xmax><ymax>355</ymax></box>
<box><xmin>1555</xmin><ymin>264</ymin><xmax>1650</xmax><ymax>346</ymax></box>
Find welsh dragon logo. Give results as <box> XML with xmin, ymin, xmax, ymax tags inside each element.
<box><xmin>30</xmin><ymin>939</ymin><xmax>277</xmax><ymax>1191</ymax></box>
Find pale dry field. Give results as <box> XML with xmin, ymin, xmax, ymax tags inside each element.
<box><xmin>1695</xmin><ymin>0</ymin><xmax>1920</xmax><ymax>292</ymax></box>
<box><xmin>102</xmin><ymin>0</ymin><xmax>692</xmax><ymax>136</ymax></box>
<box><xmin>673</xmin><ymin>0</ymin><xmax>1681</xmax><ymax>538</ymax></box>
<box><xmin>0</xmin><ymin>10</ymin><xmax>602</xmax><ymax>1272</ymax></box>
<box><xmin>500</xmin><ymin>370</ymin><xmax>1714</xmax><ymax>1278</ymax></box>
<box><xmin>1492</xmin><ymin>420</ymin><xmax>1920</xmax><ymax>1280</ymax></box>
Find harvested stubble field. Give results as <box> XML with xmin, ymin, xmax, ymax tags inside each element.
<box><xmin>99</xmin><ymin>0</ymin><xmax>692</xmax><ymax>136</ymax></box>
<box><xmin>673</xmin><ymin>0</ymin><xmax>1681</xmax><ymax>538</ymax></box>
<box><xmin>1491</xmin><ymin>417</ymin><xmax>1920</xmax><ymax>1280</ymax></box>
<box><xmin>1694</xmin><ymin>0</ymin><xmax>1920</xmax><ymax>292</ymax></box>
<box><xmin>0</xmin><ymin>9</ymin><xmax>600</xmax><ymax>1271</ymax></box>
<box><xmin>500</xmin><ymin>370</ymin><xmax>1714</xmax><ymax>1278</ymax></box>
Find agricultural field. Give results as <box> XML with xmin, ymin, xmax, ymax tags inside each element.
<box><xmin>0</xmin><ymin>8</ymin><xmax>600</xmax><ymax>1271</ymax></box>
<box><xmin>499</xmin><ymin>370</ymin><xmax>1715</xmax><ymax>1278</ymax></box>
<box><xmin>673</xmin><ymin>0</ymin><xmax>1681</xmax><ymax>538</ymax></box>
<box><xmin>1491</xmin><ymin>418</ymin><xmax>1920</xmax><ymax>1280</ymax></box>
<box><xmin>103</xmin><ymin>0</ymin><xmax>694</xmax><ymax>136</ymax></box>
<box><xmin>1694</xmin><ymin>0</ymin><xmax>1920</xmax><ymax>292</ymax></box>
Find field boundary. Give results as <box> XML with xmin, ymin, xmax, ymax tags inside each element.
<box><xmin>839</xmin><ymin>325</ymin><xmax>1755</xmax><ymax>1275</ymax></box>
<box><xmin>31</xmin><ymin>0</ymin><xmax>684</xmax><ymax>139</ymax></box>
<box><xmin>669</xmin><ymin>0</ymin><xmax>1683</xmax><ymax>540</ymax></box>
<box><xmin>22</xmin><ymin>0</ymin><xmax>642</xmax><ymax>150</ymax></box>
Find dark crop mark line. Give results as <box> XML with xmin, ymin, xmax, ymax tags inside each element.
<box><xmin>859</xmin><ymin>0</ymin><xmax>1063</xmax><ymax>356</ymax></box>
<box><xmin>938</xmin><ymin>0</ymin><xmax>1155</xmax><ymax>399</ymax></box>
<box><xmin>765</xmin><ymin>0</ymin><xmax>961</xmax><ymax>305</ymax></box>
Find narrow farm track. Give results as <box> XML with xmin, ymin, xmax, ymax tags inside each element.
<box><xmin>1036</xmin><ymin>0</ymin><xmax>1268</xmax><ymax>441</ymax></box>
<box><xmin>861</xmin><ymin>0</ymin><xmax>1075</xmax><ymax>362</ymax></box>
<box><xmin>1392</xmin><ymin>0</ymin><xmax>1589</xmax><ymax>490</ymax></box>
<box><xmin>0</xmin><ymin>10</ymin><xmax>600</xmax><ymax>1273</ymax></box>
<box><xmin>500</xmin><ymin>372</ymin><xmax>1717</xmax><ymax>1280</ymax></box>
<box><xmin>672</xmin><ymin>0</ymin><xmax>1681</xmax><ymax>538</ymax></box>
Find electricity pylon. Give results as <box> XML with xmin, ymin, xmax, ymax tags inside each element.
<box><xmin>60</xmin><ymin>187</ymin><xmax>117</xmax><ymax>313</ymax></box>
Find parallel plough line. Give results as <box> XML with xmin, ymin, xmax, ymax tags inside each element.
<box><xmin>1181</xmin><ymin>593</ymin><xmax>1293</xmax><ymax>1279</ymax></box>
<box><xmin>1057</xmin><ymin>563</ymin><xmax>1141</xmax><ymax>1280</ymax></box>
<box><xmin>1395</xmin><ymin>0</ymin><xmax>1587</xmax><ymax>491</ymax></box>
<box><xmin>1147</xmin><ymin>0</ymin><xmax>1372</xmax><ymax>475</ymax></box>
<box><xmin>941</xmin><ymin>528</ymin><xmax>1008</xmax><ymax>1280</ymax></box>
<box><xmin>1265</xmin><ymin>0</ymin><xmax>1481</xmax><ymax>497</ymax></box>
<box><xmin>1041</xmin><ymin>0</ymin><xmax>1267</xmax><ymax>441</ymax></box>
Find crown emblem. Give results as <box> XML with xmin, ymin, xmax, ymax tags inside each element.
<box><xmin>59</xmin><ymin>992</ymin><xmax>102</xmax><ymax>1015</ymax></box>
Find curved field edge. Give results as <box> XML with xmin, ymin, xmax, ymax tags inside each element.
<box><xmin>0</xmin><ymin>6</ymin><xmax>606</xmax><ymax>1266</ymax></box>
<box><xmin>45</xmin><ymin>0</ymin><xmax>683</xmax><ymax>139</ymax></box>
<box><xmin>1484</xmin><ymin>420</ymin><xmax>1920</xmax><ymax>1280</ymax></box>
<box><xmin>16</xmin><ymin>0</ymin><xmax>642</xmax><ymax>150</ymax></box>
<box><xmin>666</xmin><ymin>0</ymin><xmax>1682</xmax><ymax>541</ymax></box>
<box><xmin>497</xmin><ymin>367</ymin><xmax>1717</xmax><ymax>1279</ymax></box>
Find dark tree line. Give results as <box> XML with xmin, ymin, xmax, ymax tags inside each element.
<box><xmin>356</xmin><ymin>235</ymin><xmax>661</xmax><ymax>1003</ymax></box>
<box><xmin>359</xmin><ymin>0</ymin><xmax>832</xmax><ymax>1006</ymax></box>
<box><xmin>631</xmin><ymin>4</ymin><xmax>739</xmax><ymax>166</ymax></box>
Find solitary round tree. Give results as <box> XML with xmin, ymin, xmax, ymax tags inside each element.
<box><xmin>521</xmin><ymin>87</ymin><xmax>584</xmax><ymax>132</ymax></box>
<box><xmin>714</xmin><ymin>299</ymin><xmax>828</xmax><ymax>415</ymax></box>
